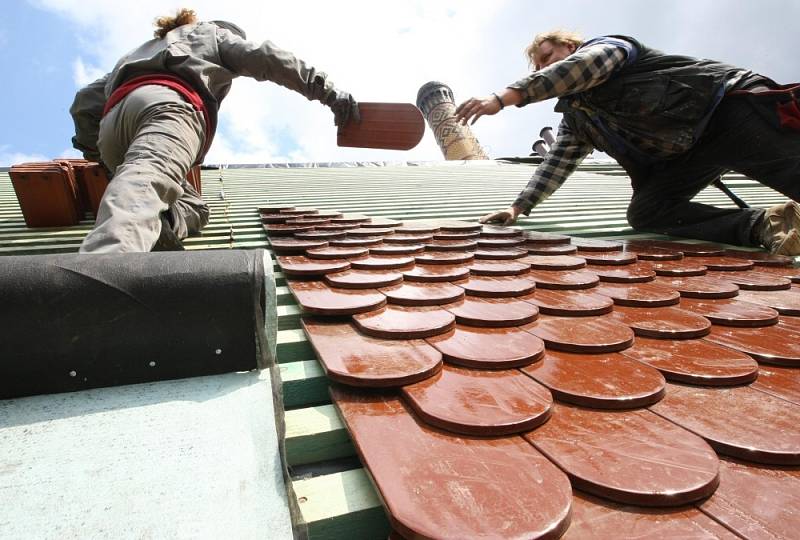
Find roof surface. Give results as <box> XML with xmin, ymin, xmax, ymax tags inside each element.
<box><xmin>1</xmin><ymin>161</ymin><xmax>797</xmax><ymax>538</ymax></box>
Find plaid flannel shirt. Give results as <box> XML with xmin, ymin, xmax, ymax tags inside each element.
<box><xmin>507</xmin><ymin>42</ymin><xmax>628</xmax><ymax>214</ymax></box>
<box><xmin>506</xmin><ymin>39</ymin><xmax>764</xmax><ymax>214</ymax></box>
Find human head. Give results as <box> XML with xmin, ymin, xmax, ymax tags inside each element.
<box><xmin>525</xmin><ymin>30</ymin><xmax>584</xmax><ymax>70</ymax></box>
<box><xmin>153</xmin><ymin>8</ymin><xmax>198</xmax><ymax>39</ymax></box>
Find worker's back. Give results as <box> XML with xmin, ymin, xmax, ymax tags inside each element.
<box><xmin>106</xmin><ymin>21</ymin><xmax>238</xmax><ymax>111</ymax></box>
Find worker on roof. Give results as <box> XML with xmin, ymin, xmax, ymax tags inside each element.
<box><xmin>70</xmin><ymin>8</ymin><xmax>359</xmax><ymax>253</ymax></box>
<box><xmin>456</xmin><ymin>31</ymin><xmax>800</xmax><ymax>256</ymax></box>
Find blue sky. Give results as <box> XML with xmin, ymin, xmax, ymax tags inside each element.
<box><xmin>1</xmin><ymin>2</ymin><xmax>82</xmax><ymax>163</ymax></box>
<box><xmin>1</xmin><ymin>1</ymin><xmax>798</xmax><ymax>166</ymax></box>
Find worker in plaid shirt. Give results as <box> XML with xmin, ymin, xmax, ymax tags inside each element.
<box><xmin>456</xmin><ymin>30</ymin><xmax>800</xmax><ymax>256</ymax></box>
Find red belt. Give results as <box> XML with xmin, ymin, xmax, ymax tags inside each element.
<box><xmin>103</xmin><ymin>74</ymin><xmax>215</xmax><ymax>163</ymax></box>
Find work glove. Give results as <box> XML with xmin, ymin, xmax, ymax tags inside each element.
<box><xmin>326</xmin><ymin>89</ymin><xmax>361</xmax><ymax>127</ymax></box>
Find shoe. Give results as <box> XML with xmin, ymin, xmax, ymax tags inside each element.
<box><xmin>760</xmin><ymin>202</ymin><xmax>800</xmax><ymax>256</ymax></box>
<box><xmin>152</xmin><ymin>212</ymin><xmax>185</xmax><ymax>251</ymax></box>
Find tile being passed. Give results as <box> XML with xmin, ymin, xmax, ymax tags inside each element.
<box><xmin>380</xmin><ymin>282</ymin><xmax>465</xmax><ymax>306</ymax></box>
<box><xmin>444</xmin><ymin>296</ymin><xmax>539</xmax><ymax>327</ymax></box>
<box><xmin>565</xmin><ymin>491</ymin><xmax>737</xmax><ymax>539</ymax></box>
<box><xmin>522</xmin><ymin>289</ymin><xmax>613</xmax><ymax>316</ymax></box>
<box><xmin>594</xmin><ymin>282</ymin><xmax>680</xmax><ymax>307</ymax></box>
<box><xmin>650</xmin><ymin>383</ymin><xmax>800</xmax><ymax>465</ymax></box>
<box><xmin>401</xmin><ymin>365</ymin><xmax>553</xmax><ymax>436</ymax></box>
<box><xmin>426</xmin><ymin>325</ymin><xmax>545</xmax><ymax>368</ymax></box>
<box><xmin>522</xmin><ymin>315</ymin><xmax>634</xmax><ymax>353</ymax></box>
<box><xmin>289</xmin><ymin>280</ymin><xmax>386</xmax><ymax>315</ymax></box>
<box><xmin>605</xmin><ymin>305</ymin><xmax>712</xmax><ymax>339</ymax></box>
<box><xmin>525</xmin><ymin>404</ymin><xmax>720</xmax><ymax>506</ymax></box>
<box><xmin>457</xmin><ymin>275</ymin><xmax>537</xmax><ymax>297</ymax></box>
<box><xmin>619</xmin><ymin>337</ymin><xmax>759</xmax><ymax>386</ymax></box>
<box><xmin>678</xmin><ymin>297</ymin><xmax>779</xmax><ymax>327</ymax></box>
<box><xmin>330</xmin><ymin>387</ymin><xmax>572</xmax><ymax>540</ymax></box>
<box><xmin>302</xmin><ymin>319</ymin><xmax>441</xmax><ymax>387</ymax></box>
<box><xmin>699</xmin><ymin>458</ymin><xmax>800</xmax><ymax>540</ymax></box>
<box><xmin>521</xmin><ymin>350</ymin><xmax>666</xmax><ymax>409</ymax></box>
<box><xmin>352</xmin><ymin>305</ymin><xmax>455</xmax><ymax>339</ymax></box>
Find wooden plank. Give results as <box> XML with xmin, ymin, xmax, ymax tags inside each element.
<box><xmin>279</xmin><ymin>360</ymin><xmax>329</xmax><ymax>409</ymax></box>
<box><xmin>284</xmin><ymin>404</ymin><xmax>353</xmax><ymax>467</ymax></box>
<box><xmin>277</xmin><ymin>329</ymin><xmax>314</xmax><ymax>362</ymax></box>
<box><xmin>293</xmin><ymin>469</ymin><xmax>389</xmax><ymax>540</ymax></box>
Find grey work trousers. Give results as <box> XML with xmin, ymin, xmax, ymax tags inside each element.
<box><xmin>625</xmin><ymin>96</ymin><xmax>800</xmax><ymax>246</ymax></box>
<box><xmin>79</xmin><ymin>85</ymin><xmax>210</xmax><ymax>253</ymax></box>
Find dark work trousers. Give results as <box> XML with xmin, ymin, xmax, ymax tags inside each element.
<box><xmin>625</xmin><ymin>96</ymin><xmax>800</xmax><ymax>246</ymax></box>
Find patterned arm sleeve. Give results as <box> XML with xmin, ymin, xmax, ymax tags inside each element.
<box><xmin>508</xmin><ymin>42</ymin><xmax>629</xmax><ymax>105</ymax></box>
<box><xmin>513</xmin><ymin>121</ymin><xmax>593</xmax><ymax>215</ymax></box>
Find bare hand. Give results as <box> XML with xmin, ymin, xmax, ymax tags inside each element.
<box><xmin>455</xmin><ymin>96</ymin><xmax>501</xmax><ymax>126</ymax></box>
<box><xmin>479</xmin><ymin>206</ymin><xmax>521</xmax><ymax>226</ymax></box>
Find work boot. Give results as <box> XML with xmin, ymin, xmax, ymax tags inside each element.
<box><xmin>152</xmin><ymin>212</ymin><xmax>185</xmax><ymax>251</ymax></box>
<box><xmin>759</xmin><ymin>201</ymin><xmax>800</xmax><ymax>256</ymax></box>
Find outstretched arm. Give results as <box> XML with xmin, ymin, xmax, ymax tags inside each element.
<box><xmin>216</xmin><ymin>28</ymin><xmax>358</xmax><ymax>126</ymax></box>
<box><xmin>456</xmin><ymin>41</ymin><xmax>629</xmax><ymax>125</ymax></box>
<box><xmin>480</xmin><ymin>121</ymin><xmax>593</xmax><ymax>225</ymax></box>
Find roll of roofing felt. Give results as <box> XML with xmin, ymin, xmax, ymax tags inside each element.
<box><xmin>0</xmin><ymin>250</ymin><xmax>277</xmax><ymax>399</ymax></box>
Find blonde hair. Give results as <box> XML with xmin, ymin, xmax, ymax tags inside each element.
<box><xmin>524</xmin><ymin>29</ymin><xmax>584</xmax><ymax>67</ymax></box>
<box><xmin>153</xmin><ymin>8</ymin><xmax>198</xmax><ymax>39</ymax></box>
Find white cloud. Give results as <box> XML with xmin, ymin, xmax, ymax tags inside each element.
<box><xmin>72</xmin><ymin>57</ymin><xmax>106</xmax><ymax>87</ymax></box>
<box><xmin>0</xmin><ymin>145</ymin><xmax>49</xmax><ymax>167</ymax></box>
<box><xmin>32</xmin><ymin>0</ymin><xmax>511</xmax><ymax>164</ymax></box>
<box><xmin>31</xmin><ymin>0</ymin><xmax>800</xmax><ymax>165</ymax></box>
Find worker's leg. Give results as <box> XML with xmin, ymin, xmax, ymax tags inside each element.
<box><xmin>80</xmin><ymin>85</ymin><xmax>208</xmax><ymax>253</ymax></box>
<box><xmin>627</xmin><ymin>97</ymin><xmax>800</xmax><ymax>246</ymax></box>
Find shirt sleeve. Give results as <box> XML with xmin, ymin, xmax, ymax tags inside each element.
<box><xmin>508</xmin><ymin>42</ymin><xmax>629</xmax><ymax>106</ymax></box>
<box><xmin>513</xmin><ymin>120</ymin><xmax>593</xmax><ymax>215</ymax></box>
<box><xmin>69</xmin><ymin>74</ymin><xmax>109</xmax><ymax>162</ymax></box>
<box><xmin>216</xmin><ymin>28</ymin><xmax>335</xmax><ymax>102</ymax></box>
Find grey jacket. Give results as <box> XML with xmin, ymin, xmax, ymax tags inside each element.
<box><xmin>70</xmin><ymin>21</ymin><xmax>337</xmax><ymax>161</ymax></box>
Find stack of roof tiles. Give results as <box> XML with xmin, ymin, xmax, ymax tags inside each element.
<box><xmin>264</xmin><ymin>205</ymin><xmax>800</xmax><ymax>539</ymax></box>
<box><xmin>9</xmin><ymin>161</ymin><xmax>202</xmax><ymax>228</ymax></box>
